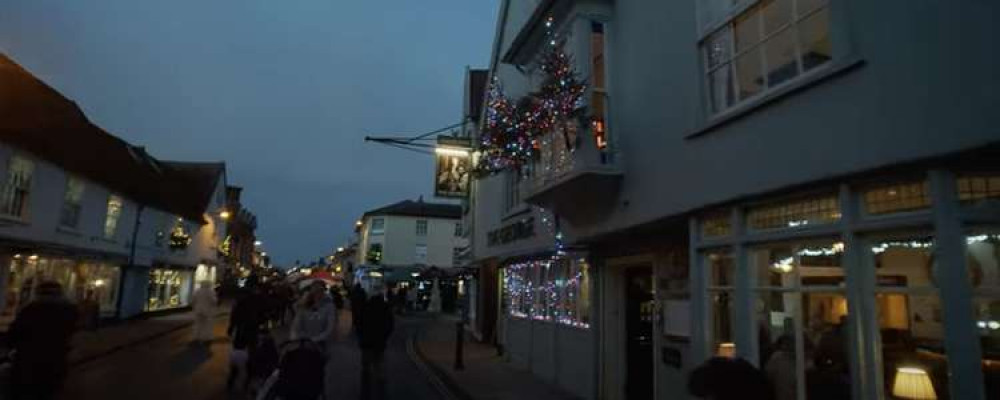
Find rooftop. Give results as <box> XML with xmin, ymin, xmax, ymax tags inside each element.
<box><xmin>363</xmin><ymin>198</ymin><xmax>461</xmax><ymax>220</ymax></box>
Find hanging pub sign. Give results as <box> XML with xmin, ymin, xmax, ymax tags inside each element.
<box><xmin>434</xmin><ymin>137</ymin><xmax>472</xmax><ymax>199</ymax></box>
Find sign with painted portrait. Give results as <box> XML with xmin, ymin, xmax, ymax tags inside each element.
<box><xmin>434</xmin><ymin>139</ymin><xmax>471</xmax><ymax>198</ymax></box>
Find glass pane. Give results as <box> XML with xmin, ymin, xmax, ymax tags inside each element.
<box><xmin>762</xmin><ymin>0</ymin><xmax>794</xmax><ymax>35</ymax></box>
<box><xmin>735</xmin><ymin>48</ymin><xmax>765</xmax><ymax>100</ymax></box>
<box><xmin>877</xmin><ymin>294</ymin><xmax>950</xmax><ymax>400</ymax></box>
<box><xmin>705</xmin><ymin>28</ymin><xmax>733</xmax><ymax>69</ymax></box>
<box><xmin>966</xmin><ymin>232</ymin><xmax>1000</xmax><ymax>292</ymax></box>
<box><xmin>804</xmin><ymin>291</ymin><xmax>854</xmax><ymax>399</ymax></box>
<box><xmin>764</xmin><ymin>27</ymin><xmax>800</xmax><ymax>87</ymax></box>
<box><xmin>799</xmin><ymin>242</ymin><xmax>846</xmax><ymax>287</ymax></box>
<box><xmin>798</xmin><ymin>7</ymin><xmax>831</xmax><ymax>72</ymax></box>
<box><xmin>973</xmin><ymin>298</ymin><xmax>1000</xmax><ymax>399</ymax></box>
<box><xmin>707</xmin><ymin>251</ymin><xmax>735</xmax><ymax>287</ymax></box>
<box><xmin>708</xmin><ymin>63</ymin><xmax>735</xmax><ymax>113</ymax></box>
<box><xmin>712</xmin><ymin>290</ymin><xmax>736</xmax><ymax>357</ymax></box>
<box><xmin>752</xmin><ymin>246</ymin><xmax>796</xmax><ymax>288</ymax></box>
<box><xmin>734</xmin><ymin>10</ymin><xmax>761</xmax><ymax>53</ymax></box>
<box><xmin>872</xmin><ymin>238</ymin><xmax>936</xmax><ymax>289</ymax></box>
<box><xmin>967</xmin><ymin>232</ymin><xmax>1000</xmax><ymax>398</ymax></box>
<box><xmin>757</xmin><ymin>291</ymin><xmax>801</xmax><ymax>400</ymax></box>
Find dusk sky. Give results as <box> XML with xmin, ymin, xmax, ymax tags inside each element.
<box><xmin>0</xmin><ymin>1</ymin><xmax>499</xmax><ymax>266</ymax></box>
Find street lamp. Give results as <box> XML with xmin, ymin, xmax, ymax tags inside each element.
<box><xmin>219</xmin><ymin>210</ymin><xmax>232</xmax><ymax>220</ymax></box>
<box><xmin>254</xmin><ymin>240</ymin><xmax>262</xmax><ymax>247</ymax></box>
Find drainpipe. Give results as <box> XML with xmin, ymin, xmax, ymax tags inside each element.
<box><xmin>115</xmin><ymin>204</ymin><xmax>144</xmax><ymax>320</ymax></box>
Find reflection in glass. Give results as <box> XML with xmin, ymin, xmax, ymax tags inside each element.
<box><xmin>966</xmin><ymin>232</ymin><xmax>1000</xmax><ymax>398</ymax></box>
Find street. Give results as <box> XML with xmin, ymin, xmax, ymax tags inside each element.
<box><xmin>58</xmin><ymin>311</ymin><xmax>444</xmax><ymax>400</ymax></box>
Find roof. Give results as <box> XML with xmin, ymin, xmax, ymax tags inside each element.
<box><xmin>467</xmin><ymin>69</ymin><xmax>488</xmax><ymax>121</ymax></box>
<box><xmin>0</xmin><ymin>54</ymin><xmax>224</xmax><ymax>223</ymax></box>
<box><xmin>363</xmin><ymin>199</ymin><xmax>461</xmax><ymax>220</ymax></box>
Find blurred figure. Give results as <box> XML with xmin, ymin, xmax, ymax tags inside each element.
<box><xmin>291</xmin><ymin>281</ymin><xmax>335</xmax><ymax>348</ymax></box>
<box><xmin>689</xmin><ymin>357</ymin><xmax>774</xmax><ymax>400</ymax></box>
<box><xmin>191</xmin><ymin>281</ymin><xmax>218</xmax><ymax>344</ymax></box>
<box><xmin>765</xmin><ymin>336</ymin><xmax>799</xmax><ymax>400</ymax></box>
<box><xmin>77</xmin><ymin>289</ymin><xmax>100</xmax><ymax>331</ymax></box>
<box><xmin>8</xmin><ymin>281</ymin><xmax>79</xmax><ymax>400</ymax></box>
<box><xmin>358</xmin><ymin>287</ymin><xmax>394</xmax><ymax>400</ymax></box>
<box><xmin>350</xmin><ymin>283</ymin><xmax>367</xmax><ymax>336</ymax></box>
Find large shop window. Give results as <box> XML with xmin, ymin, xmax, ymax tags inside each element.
<box><xmin>146</xmin><ymin>268</ymin><xmax>193</xmax><ymax>311</ymax></box>
<box><xmin>868</xmin><ymin>236</ymin><xmax>949</xmax><ymax>400</ymax></box>
<box><xmin>751</xmin><ymin>240</ymin><xmax>853</xmax><ymax>400</ymax></box>
<box><xmin>966</xmin><ymin>231</ymin><xmax>1000</xmax><ymax>398</ymax></box>
<box><xmin>700</xmin><ymin>0</ymin><xmax>832</xmax><ymax>114</ymax></box>
<box><xmin>1</xmin><ymin>256</ymin><xmax>120</xmax><ymax>321</ymax></box>
<box><xmin>503</xmin><ymin>257</ymin><xmax>591</xmax><ymax>328</ymax></box>
<box><xmin>706</xmin><ymin>250</ymin><xmax>737</xmax><ymax>357</ymax></box>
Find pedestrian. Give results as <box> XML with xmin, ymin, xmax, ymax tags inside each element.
<box><xmin>191</xmin><ymin>281</ymin><xmax>218</xmax><ymax>344</ymax></box>
<box><xmin>358</xmin><ymin>286</ymin><xmax>394</xmax><ymax>400</ymax></box>
<box><xmin>77</xmin><ymin>289</ymin><xmax>100</xmax><ymax>331</ymax></box>
<box><xmin>349</xmin><ymin>283</ymin><xmax>367</xmax><ymax>335</ymax></box>
<box><xmin>290</xmin><ymin>281</ymin><xmax>335</xmax><ymax>348</ymax></box>
<box><xmin>688</xmin><ymin>357</ymin><xmax>774</xmax><ymax>400</ymax></box>
<box><xmin>406</xmin><ymin>285</ymin><xmax>417</xmax><ymax>312</ymax></box>
<box><xmin>8</xmin><ymin>281</ymin><xmax>79</xmax><ymax>400</ymax></box>
<box><xmin>228</xmin><ymin>286</ymin><xmax>265</xmax><ymax>391</ymax></box>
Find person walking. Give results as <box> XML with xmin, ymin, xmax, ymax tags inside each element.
<box><xmin>290</xmin><ymin>282</ymin><xmax>335</xmax><ymax>348</ymax></box>
<box><xmin>191</xmin><ymin>281</ymin><xmax>218</xmax><ymax>344</ymax></box>
<box><xmin>228</xmin><ymin>286</ymin><xmax>266</xmax><ymax>391</ymax></box>
<box><xmin>358</xmin><ymin>288</ymin><xmax>394</xmax><ymax>400</ymax></box>
<box><xmin>8</xmin><ymin>281</ymin><xmax>79</xmax><ymax>400</ymax></box>
<box><xmin>349</xmin><ymin>283</ymin><xmax>367</xmax><ymax>336</ymax></box>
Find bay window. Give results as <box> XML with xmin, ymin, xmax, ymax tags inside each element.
<box><xmin>700</xmin><ymin>0</ymin><xmax>832</xmax><ymax>115</ymax></box>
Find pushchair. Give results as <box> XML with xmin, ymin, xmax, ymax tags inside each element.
<box><xmin>257</xmin><ymin>339</ymin><xmax>326</xmax><ymax>400</ymax></box>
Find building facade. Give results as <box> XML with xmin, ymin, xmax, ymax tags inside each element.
<box><xmin>356</xmin><ymin>198</ymin><xmax>466</xmax><ymax>274</ymax></box>
<box><xmin>472</xmin><ymin>1</ymin><xmax>1000</xmax><ymax>400</ymax></box>
<box><xmin>0</xmin><ymin>54</ymin><xmax>232</xmax><ymax>324</ymax></box>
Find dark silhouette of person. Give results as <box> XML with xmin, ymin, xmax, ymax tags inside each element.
<box><xmin>227</xmin><ymin>286</ymin><xmax>266</xmax><ymax>390</ymax></box>
<box><xmin>689</xmin><ymin>357</ymin><xmax>775</xmax><ymax>400</ymax></box>
<box><xmin>358</xmin><ymin>291</ymin><xmax>394</xmax><ymax>400</ymax></box>
<box><xmin>8</xmin><ymin>281</ymin><xmax>79</xmax><ymax>400</ymax></box>
<box><xmin>349</xmin><ymin>283</ymin><xmax>367</xmax><ymax>336</ymax></box>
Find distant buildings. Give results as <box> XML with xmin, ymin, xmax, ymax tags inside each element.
<box><xmin>0</xmin><ymin>54</ymin><xmax>253</xmax><ymax>324</ymax></box>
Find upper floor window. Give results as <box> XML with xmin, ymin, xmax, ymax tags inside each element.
<box><xmin>369</xmin><ymin>218</ymin><xmax>385</xmax><ymax>236</ymax></box>
<box><xmin>415</xmin><ymin>244</ymin><xmax>428</xmax><ymax>264</ymax></box>
<box><xmin>700</xmin><ymin>0</ymin><xmax>831</xmax><ymax>114</ymax></box>
<box><xmin>957</xmin><ymin>174</ymin><xmax>1000</xmax><ymax>203</ymax></box>
<box><xmin>0</xmin><ymin>155</ymin><xmax>34</xmax><ymax>219</ymax></box>
<box><xmin>590</xmin><ymin>22</ymin><xmax>610</xmax><ymax>156</ymax></box>
<box><xmin>416</xmin><ymin>220</ymin><xmax>428</xmax><ymax>236</ymax></box>
<box><xmin>504</xmin><ymin>171</ymin><xmax>521</xmax><ymax>212</ymax></box>
<box><xmin>104</xmin><ymin>195</ymin><xmax>124</xmax><ymax>239</ymax></box>
<box><xmin>455</xmin><ymin>222</ymin><xmax>463</xmax><ymax>237</ymax></box>
<box><xmin>59</xmin><ymin>176</ymin><xmax>86</xmax><ymax>228</ymax></box>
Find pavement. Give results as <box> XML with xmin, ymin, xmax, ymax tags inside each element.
<box><xmin>413</xmin><ymin>314</ymin><xmax>582</xmax><ymax>400</ymax></box>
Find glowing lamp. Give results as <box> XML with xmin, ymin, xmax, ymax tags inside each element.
<box><xmin>892</xmin><ymin>367</ymin><xmax>937</xmax><ymax>400</ymax></box>
<box><xmin>716</xmin><ymin>342</ymin><xmax>736</xmax><ymax>358</ymax></box>
<box><xmin>219</xmin><ymin>210</ymin><xmax>231</xmax><ymax>220</ymax></box>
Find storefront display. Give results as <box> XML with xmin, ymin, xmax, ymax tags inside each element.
<box><xmin>503</xmin><ymin>256</ymin><xmax>591</xmax><ymax>328</ymax></box>
<box><xmin>1</xmin><ymin>255</ymin><xmax>121</xmax><ymax>320</ymax></box>
<box><xmin>146</xmin><ymin>268</ymin><xmax>193</xmax><ymax>311</ymax></box>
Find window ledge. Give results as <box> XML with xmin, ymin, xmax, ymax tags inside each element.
<box><xmin>56</xmin><ymin>226</ymin><xmax>83</xmax><ymax>236</ymax></box>
<box><xmin>686</xmin><ymin>56</ymin><xmax>866</xmax><ymax>140</ymax></box>
<box><xmin>0</xmin><ymin>215</ymin><xmax>29</xmax><ymax>226</ymax></box>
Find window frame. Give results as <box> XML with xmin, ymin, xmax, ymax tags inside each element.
<box><xmin>59</xmin><ymin>176</ymin><xmax>86</xmax><ymax>229</ymax></box>
<box><xmin>416</xmin><ymin>219</ymin><xmax>428</xmax><ymax>237</ymax></box>
<box><xmin>369</xmin><ymin>218</ymin><xmax>385</xmax><ymax>236</ymax></box>
<box><xmin>1</xmin><ymin>154</ymin><xmax>35</xmax><ymax>220</ymax></box>
<box><xmin>103</xmin><ymin>194</ymin><xmax>124</xmax><ymax>240</ymax></box>
<box><xmin>699</xmin><ymin>0</ymin><xmax>832</xmax><ymax>116</ymax></box>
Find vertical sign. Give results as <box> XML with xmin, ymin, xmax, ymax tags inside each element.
<box><xmin>434</xmin><ymin>137</ymin><xmax>472</xmax><ymax>199</ymax></box>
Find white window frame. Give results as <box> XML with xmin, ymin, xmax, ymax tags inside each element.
<box><xmin>0</xmin><ymin>154</ymin><xmax>34</xmax><ymax>219</ymax></box>
<box><xmin>698</xmin><ymin>0</ymin><xmax>832</xmax><ymax>116</ymax></box>
<box><xmin>416</xmin><ymin>219</ymin><xmax>428</xmax><ymax>237</ymax></box>
<box><xmin>59</xmin><ymin>176</ymin><xmax>86</xmax><ymax>229</ymax></box>
<box><xmin>415</xmin><ymin>244</ymin><xmax>428</xmax><ymax>264</ymax></box>
<box><xmin>104</xmin><ymin>195</ymin><xmax>124</xmax><ymax>240</ymax></box>
<box><xmin>369</xmin><ymin>218</ymin><xmax>385</xmax><ymax>236</ymax></box>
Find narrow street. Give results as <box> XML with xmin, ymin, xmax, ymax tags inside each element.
<box><xmin>58</xmin><ymin>311</ymin><xmax>444</xmax><ymax>400</ymax></box>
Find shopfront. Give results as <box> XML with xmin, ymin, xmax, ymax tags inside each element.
<box><xmin>0</xmin><ymin>254</ymin><xmax>121</xmax><ymax>323</ymax></box>
<box><xmin>500</xmin><ymin>254</ymin><xmax>594</xmax><ymax>399</ymax></box>
<box><xmin>146</xmin><ymin>266</ymin><xmax>194</xmax><ymax>311</ymax></box>
<box><xmin>691</xmin><ymin>170</ymin><xmax>1000</xmax><ymax>400</ymax></box>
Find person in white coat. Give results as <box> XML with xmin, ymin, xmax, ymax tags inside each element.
<box><xmin>191</xmin><ymin>281</ymin><xmax>218</xmax><ymax>344</ymax></box>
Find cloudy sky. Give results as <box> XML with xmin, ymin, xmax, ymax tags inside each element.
<box><xmin>0</xmin><ymin>0</ymin><xmax>499</xmax><ymax>265</ymax></box>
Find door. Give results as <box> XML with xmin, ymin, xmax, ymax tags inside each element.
<box><xmin>625</xmin><ymin>266</ymin><xmax>654</xmax><ymax>400</ymax></box>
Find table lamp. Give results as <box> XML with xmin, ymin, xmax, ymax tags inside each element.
<box><xmin>892</xmin><ymin>367</ymin><xmax>937</xmax><ymax>400</ymax></box>
<box><xmin>716</xmin><ymin>342</ymin><xmax>735</xmax><ymax>358</ymax></box>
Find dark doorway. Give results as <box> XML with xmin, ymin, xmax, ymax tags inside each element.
<box><xmin>625</xmin><ymin>265</ymin><xmax>654</xmax><ymax>400</ymax></box>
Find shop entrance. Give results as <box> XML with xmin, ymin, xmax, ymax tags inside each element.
<box><xmin>625</xmin><ymin>265</ymin><xmax>654</xmax><ymax>400</ymax></box>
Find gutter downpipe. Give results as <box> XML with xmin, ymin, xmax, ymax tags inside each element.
<box><xmin>115</xmin><ymin>204</ymin><xmax>144</xmax><ymax>320</ymax></box>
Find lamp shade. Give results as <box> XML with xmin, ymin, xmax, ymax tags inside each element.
<box><xmin>892</xmin><ymin>367</ymin><xmax>937</xmax><ymax>400</ymax></box>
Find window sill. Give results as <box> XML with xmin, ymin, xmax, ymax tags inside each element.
<box><xmin>501</xmin><ymin>206</ymin><xmax>533</xmax><ymax>222</ymax></box>
<box><xmin>686</xmin><ymin>56</ymin><xmax>866</xmax><ymax>140</ymax></box>
<box><xmin>0</xmin><ymin>215</ymin><xmax>29</xmax><ymax>227</ymax></box>
<box><xmin>55</xmin><ymin>226</ymin><xmax>83</xmax><ymax>236</ymax></box>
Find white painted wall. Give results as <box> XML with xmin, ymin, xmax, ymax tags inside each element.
<box><xmin>357</xmin><ymin>214</ymin><xmax>467</xmax><ymax>268</ymax></box>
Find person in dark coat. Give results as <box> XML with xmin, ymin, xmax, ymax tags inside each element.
<box><xmin>227</xmin><ymin>286</ymin><xmax>265</xmax><ymax>390</ymax></box>
<box><xmin>349</xmin><ymin>283</ymin><xmax>367</xmax><ymax>336</ymax></box>
<box><xmin>357</xmin><ymin>290</ymin><xmax>394</xmax><ymax>400</ymax></box>
<box><xmin>8</xmin><ymin>281</ymin><xmax>79</xmax><ymax>400</ymax></box>
<box><xmin>688</xmin><ymin>357</ymin><xmax>775</xmax><ymax>400</ymax></box>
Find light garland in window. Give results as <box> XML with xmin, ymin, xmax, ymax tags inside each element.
<box><xmin>504</xmin><ymin>258</ymin><xmax>590</xmax><ymax>328</ymax></box>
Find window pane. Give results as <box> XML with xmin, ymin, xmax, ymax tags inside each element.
<box><xmin>708</xmin><ymin>63</ymin><xmax>736</xmax><ymax>113</ymax></box>
<box><xmin>707</xmin><ymin>251</ymin><xmax>735</xmax><ymax>287</ymax></box>
<box><xmin>876</xmin><ymin>294</ymin><xmax>949</xmax><ymax>400</ymax></box>
<box><xmin>705</xmin><ymin>27</ymin><xmax>733</xmax><ymax>68</ymax></box>
<box><xmin>736</xmin><ymin>48</ymin><xmax>765</xmax><ymax>100</ymax></box>
<box><xmin>871</xmin><ymin>238</ymin><xmax>936</xmax><ymax>288</ymax></box>
<box><xmin>864</xmin><ymin>181</ymin><xmax>932</xmax><ymax>216</ymax></box>
<box><xmin>805</xmin><ymin>292</ymin><xmax>854</xmax><ymax>399</ymax></box>
<box><xmin>798</xmin><ymin>6</ymin><xmax>831</xmax><ymax>72</ymax></box>
<box><xmin>734</xmin><ymin>11</ymin><xmax>761</xmax><ymax>53</ymax></box>
<box><xmin>762</xmin><ymin>0</ymin><xmax>793</xmax><ymax>35</ymax></box>
<box><xmin>757</xmin><ymin>291</ymin><xmax>800</xmax><ymax>399</ymax></box>
<box><xmin>763</xmin><ymin>27</ymin><xmax>800</xmax><ymax>87</ymax></box>
<box><xmin>748</xmin><ymin>195</ymin><xmax>841</xmax><ymax>231</ymax></box>
<box><xmin>752</xmin><ymin>246</ymin><xmax>796</xmax><ymax>288</ymax></box>
<box><xmin>701</xmin><ymin>213</ymin><xmax>733</xmax><ymax>238</ymax></box>
<box><xmin>967</xmin><ymin>232</ymin><xmax>1000</xmax><ymax>398</ymax></box>
<box><xmin>712</xmin><ymin>290</ymin><xmax>736</xmax><ymax>357</ymax></box>
<box><xmin>957</xmin><ymin>175</ymin><xmax>1000</xmax><ymax>203</ymax></box>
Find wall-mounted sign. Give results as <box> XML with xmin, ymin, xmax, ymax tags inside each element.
<box><xmin>434</xmin><ymin>137</ymin><xmax>472</xmax><ymax>199</ymax></box>
<box><xmin>488</xmin><ymin>217</ymin><xmax>535</xmax><ymax>247</ymax></box>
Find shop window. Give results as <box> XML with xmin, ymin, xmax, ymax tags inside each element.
<box><xmin>957</xmin><ymin>175</ymin><xmax>1000</xmax><ymax>203</ymax></box>
<box><xmin>706</xmin><ymin>250</ymin><xmax>737</xmax><ymax>357</ymax></box>
<box><xmin>750</xmin><ymin>240</ymin><xmax>853</xmax><ymax>400</ymax></box>
<box><xmin>869</xmin><ymin>236</ymin><xmax>949</xmax><ymax>400</ymax></box>
<box><xmin>103</xmin><ymin>195</ymin><xmax>124</xmax><ymax>239</ymax></box>
<box><xmin>863</xmin><ymin>181</ymin><xmax>932</xmax><ymax>216</ymax></box>
<box><xmin>0</xmin><ymin>155</ymin><xmax>34</xmax><ymax>219</ymax></box>
<box><xmin>1</xmin><ymin>256</ymin><xmax>120</xmax><ymax>320</ymax></box>
<box><xmin>699</xmin><ymin>0</ymin><xmax>832</xmax><ymax>114</ymax></box>
<box><xmin>59</xmin><ymin>176</ymin><xmax>86</xmax><ymax>228</ymax></box>
<box><xmin>701</xmin><ymin>213</ymin><xmax>733</xmax><ymax>238</ymax></box>
<box><xmin>748</xmin><ymin>195</ymin><xmax>840</xmax><ymax>231</ymax></box>
<box><xmin>503</xmin><ymin>258</ymin><xmax>591</xmax><ymax>327</ymax></box>
<box><xmin>146</xmin><ymin>268</ymin><xmax>193</xmax><ymax>311</ymax></box>
<box><xmin>965</xmin><ymin>231</ymin><xmax>1000</xmax><ymax>398</ymax></box>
